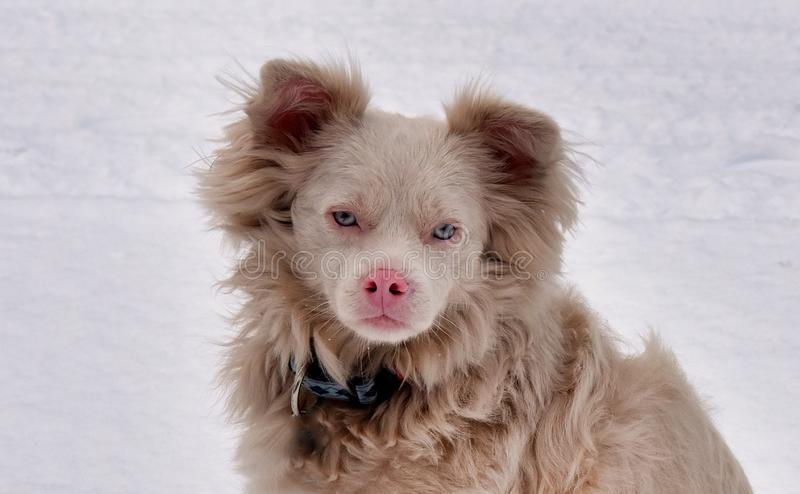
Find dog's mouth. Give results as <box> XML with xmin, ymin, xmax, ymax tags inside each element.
<box><xmin>360</xmin><ymin>314</ymin><xmax>406</xmax><ymax>330</ymax></box>
<box><xmin>345</xmin><ymin>312</ymin><xmax>424</xmax><ymax>343</ymax></box>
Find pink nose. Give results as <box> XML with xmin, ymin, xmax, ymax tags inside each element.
<box><xmin>362</xmin><ymin>269</ymin><xmax>408</xmax><ymax>309</ymax></box>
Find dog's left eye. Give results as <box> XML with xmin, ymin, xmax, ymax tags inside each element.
<box><xmin>432</xmin><ymin>223</ymin><xmax>456</xmax><ymax>240</ymax></box>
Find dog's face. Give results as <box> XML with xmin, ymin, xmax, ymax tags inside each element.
<box><xmin>204</xmin><ymin>59</ymin><xmax>577</xmax><ymax>346</ymax></box>
<box><xmin>292</xmin><ymin>112</ymin><xmax>488</xmax><ymax>343</ymax></box>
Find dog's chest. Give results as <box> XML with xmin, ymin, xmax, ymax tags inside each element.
<box><xmin>284</xmin><ymin>409</ymin><xmax>524</xmax><ymax>493</ymax></box>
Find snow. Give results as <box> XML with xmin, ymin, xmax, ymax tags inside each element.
<box><xmin>1</xmin><ymin>1</ymin><xmax>798</xmax><ymax>492</ymax></box>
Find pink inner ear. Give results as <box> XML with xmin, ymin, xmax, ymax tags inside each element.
<box><xmin>484</xmin><ymin>119</ymin><xmax>536</xmax><ymax>181</ymax></box>
<box><xmin>268</xmin><ymin>77</ymin><xmax>332</xmax><ymax>151</ymax></box>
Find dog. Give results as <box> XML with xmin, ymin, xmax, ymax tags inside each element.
<box><xmin>199</xmin><ymin>59</ymin><xmax>751</xmax><ymax>493</ymax></box>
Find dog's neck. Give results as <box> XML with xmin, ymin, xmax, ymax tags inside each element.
<box><xmin>289</xmin><ymin>341</ymin><xmax>403</xmax><ymax>415</ymax></box>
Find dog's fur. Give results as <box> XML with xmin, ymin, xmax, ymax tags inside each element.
<box><xmin>199</xmin><ymin>59</ymin><xmax>751</xmax><ymax>493</ymax></box>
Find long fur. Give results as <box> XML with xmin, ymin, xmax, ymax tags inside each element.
<box><xmin>199</xmin><ymin>59</ymin><xmax>751</xmax><ymax>493</ymax></box>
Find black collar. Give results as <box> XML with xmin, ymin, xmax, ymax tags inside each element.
<box><xmin>289</xmin><ymin>347</ymin><xmax>402</xmax><ymax>415</ymax></box>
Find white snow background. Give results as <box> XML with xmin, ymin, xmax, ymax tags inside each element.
<box><xmin>1</xmin><ymin>1</ymin><xmax>798</xmax><ymax>492</ymax></box>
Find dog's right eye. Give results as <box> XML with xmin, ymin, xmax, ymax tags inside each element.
<box><xmin>332</xmin><ymin>211</ymin><xmax>358</xmax><ymax>227</ymax></box>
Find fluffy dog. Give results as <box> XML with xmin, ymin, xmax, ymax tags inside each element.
<box><xmin>199</xmin><ymin>59</ymin><xmax>751</xmax><ymax>493</ymax></box>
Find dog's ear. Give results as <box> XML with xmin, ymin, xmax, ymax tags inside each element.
<box><xmin>445</xmin><ymin>86</ymin><xmax>579</xmax><ymax>276</ymax></box>
<box><xmin>246</xmin><ymin>59</ymin><xmax>369</xmax><ymax>152</ymax></box>
<box><xmin>200</xmin><ymin>59</ymin><xmax>369</xmax><ymax>241</ymax></box>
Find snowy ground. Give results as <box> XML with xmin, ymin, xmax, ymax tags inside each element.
<box><xmin>1</xmin><ymin>1</ymin><xmax>798</xmax><ymax>492</ymax></box>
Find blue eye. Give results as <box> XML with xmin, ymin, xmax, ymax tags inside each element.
<box><xmin>432</xmin><ymin>223</ymin><xmax>456</xmax><ymax>240</ymax></box>
<box><xmin>332</xmin><ymin>211</ymin><xmax>358</xmax><ymax>227</ymax></box>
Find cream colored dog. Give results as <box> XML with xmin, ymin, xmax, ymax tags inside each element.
<box><xmin>200</xmin><ymin>59</ymin><xmax>751</xmax><ymax>493</ymax></box>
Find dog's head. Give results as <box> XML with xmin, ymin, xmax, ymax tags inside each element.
<box><xmin>202</xmin><ymin>59</ymin><xmax>578</xmax><ymax>349</ymax></box>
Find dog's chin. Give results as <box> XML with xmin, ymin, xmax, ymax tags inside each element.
<box><xmin>342</xmin><ymin>315</ymin><xmax>429</xmax><ymax>344</ymax></box>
